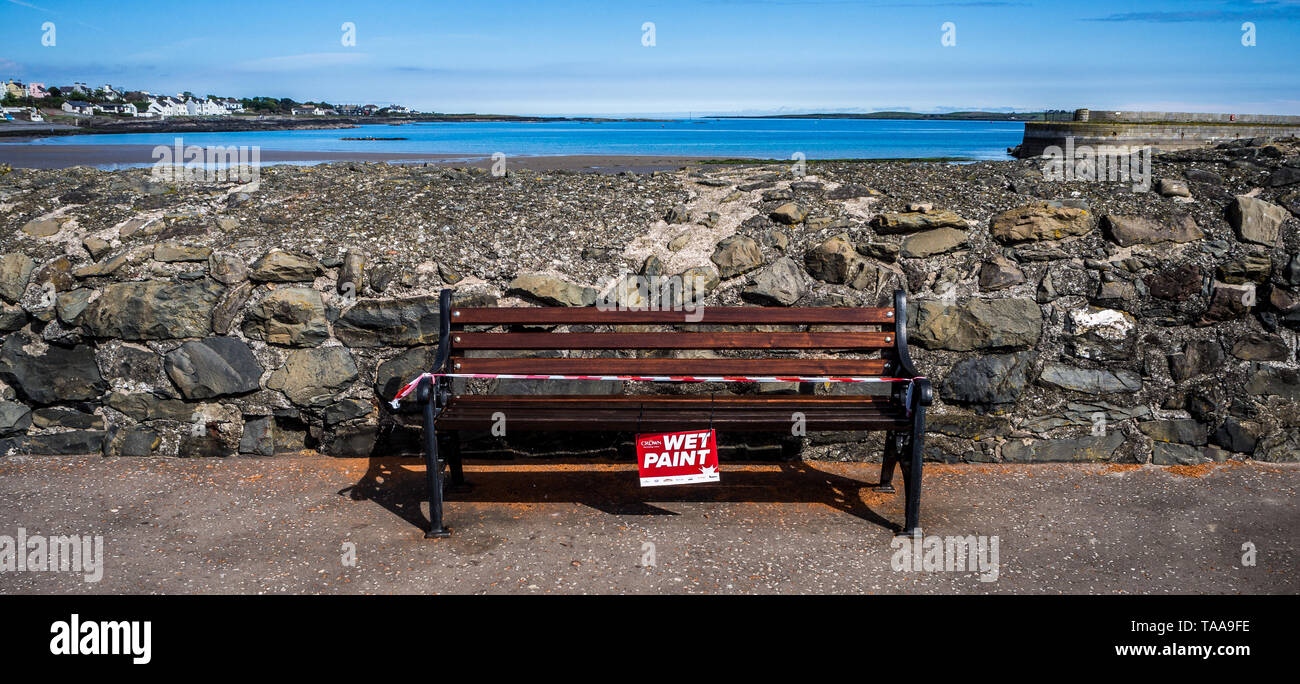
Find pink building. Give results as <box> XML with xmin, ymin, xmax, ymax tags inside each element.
<box><xmin>27</xmin><ymin>83</ymin><xmax>48</xmax><ymax>99</ymax></box>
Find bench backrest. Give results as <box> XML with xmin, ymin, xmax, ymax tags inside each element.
<box><xmin>431</xmin><ymin>289</ymin><xmax>920</xmax><ymax>382</ymax></box>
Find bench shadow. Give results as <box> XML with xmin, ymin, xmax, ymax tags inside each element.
<box><xmin>338</xmin><ymin>457</ymin><xmax>900</xmax><ymax>535</ymax></box>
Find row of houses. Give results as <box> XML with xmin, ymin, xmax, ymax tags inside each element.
<box><xmin>9</xmin><ymin>79</ymin><xmax>415</xmax><ymax>117</ymax></box>
<box><xmin>60</xmin><ymin>95</ymin><xmax>245</xmax><ymax>118</ymax></box>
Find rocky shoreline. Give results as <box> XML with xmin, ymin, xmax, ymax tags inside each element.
<box><xmin>0</xmin><ymin>140</ymin><xmax>1297</xmax><ymax>463</ymax></box>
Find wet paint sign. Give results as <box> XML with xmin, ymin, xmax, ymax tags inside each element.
<box><xmin>635</xmin><ymin>429</ymin><xmax>719</xmax><ymax>487</ymax></box>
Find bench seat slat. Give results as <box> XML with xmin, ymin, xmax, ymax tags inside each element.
<box><xmin>453</xmin><ymin>307</ymin><xmax>896</xmax><ymax>325</ymax></box>
<box><xmin>451</xmin><ymin>357</ymin><xmax>892</xmax><ymax>376</ymax></box>
<box><xmin>453</xmin><ymin>331</ymin><xmax>893</xmax><ymax>350</ymax></box>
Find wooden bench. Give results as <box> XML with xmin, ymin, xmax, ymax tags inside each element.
<box><xmin>406</xmin><ymin>289</ymin><xmax>933</xmax><ymax>538</ymax></box>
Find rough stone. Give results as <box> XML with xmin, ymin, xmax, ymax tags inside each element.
<box><xmin>1245</xmin><ymin>365</ymin><xmax>1300</xmax><ymax>401</ymax></box>
<box><xmin>1227</xmin><ymin>195</ymin><xmax>1288</xmax><ymax>246</ymax></box>
<box><xmin>991</xmin><ymin>203</ymin><xmax>1093</xmax><ymax>242</ymax></box>
<box><xmin>940</xmin><ymin>352</ymin><xmax>1035</xmax><ymax>406</ymax></box>
<box><xmin>154</xmin><ymin>243</ymin><xmax>212</xmax><ymax>262</ymax></box>
<box><xmin>710</xmin><ymin>236</ymin><xmax>764</xmax><ymax>279</ymax></box>
<box><xmin>911</xmin><ymin>298</ymin><xmax>1042</xmax><ymax>351</ymax></box>
<box><xmin>267</xmin><ymin>347</ymin><xmax>359</xmax><ymax>407</ymax></box>
<box><xmin>0</xmin><ymin>253</ymin><xmax>35</xmax><ymax>303</ymax></box>
<box><xmin>769</xmin><ymin>202</ymin><xmax>808</xmax><ymax>225</ymax></box>
<box><xmin>334</xmin><ymin>296</ymin><xmax>441</xmax><ymax>347</ymax></box>
<box><xmin>0</xmin><ymin>401</ymin><xmax>32</xmax><ymax>436</ymax></box>
<box><xmin>870</xmin><ymin>210</ymin><xmax>967</xmax><ymax>234</ymax></box>
<box><xmin>32</xmin><ymin>407</ymin><xmax>104</xmax><ymax>430</ymax></box>
<box><xmin>339</xmin><ymin>251</ymin><xmax>365</xmax><ymax>294</ymax></box>
<box><xmin>323</xmin><ymin>398</ymin><xmax>372</xmax><ymax>425</ymax></box>
<box><xmin>0</xmin><ymin>334</ymin><xmax>107</xmax><ymax>405</ymax></box>
<box><xmin>804</xmin><ymin>235</ymin><xmax>876</xmax><ymax>288</ymax></box>
<box><xmin>81</xmin><ymin>280</ymin><xmax>225</xmax><ymax>340</ymax></box>
<box><xmin>164</xmin><ymin>337</ymin><xmax>263</xmax><ymax>400</ymax></box>
<box><xmin>1001</xmin><ymin>431</ymin><xmax>1125</xmax><ymax>462</ymax></box>
<box><xmin>1102</xmin><ymin>214</ymin><xmax>1203</xmax><ymax>246</ymax></box>
<box><xmin>1138</xmin><ymin>419</ymin><xmax>1208</xmax><ymax>445</ymax></box>
<box><xmin>239</xmin><ymin>416</ymin><xmax>275</xmax><ymax>456</ymax></box>
<box><xmin>901</xmin><ymin>228</ymin><xmax>969</xmax><ymax>258</ymax></box>
<box><xmin>208</xmin><ymin>252</ymin><xmax>248</xmax><ymax>285</ymax></box>
<box><xmin>1037</xmin><ymin>363</ymin><xmax>1141</xmax><ymax>394</ymax></box>
<box><xmin>978</xmin><ymin>256</ymin><xmax>1025</xmax><ymax>291</ymax></box>
<box><xmin>106</xmin><ymin>392</ymin><xmax>194</xmax><ymax>422</ymax></box>
<box><xmin>1168</xmin><ymin>339</ymin><xmax>1224</xmax><ymax>382</ymax></box>
<box><xmin>249</xmin><ymin>250</ymin><xmax>325</xmax><ymax>282</ymax></box>
<box><xmin>1230</xmin><ymin>334</ymin><xmax>1288</xmax><ymax>361</ymax></box>
<box><xmin>242</xmin><ymin>287</ymin><xmax>329</xmax><ymax>347</ymax></box>
<box><xmin>507</xmin><ymin>274</ymin><xmax>597</xmax><ymax>307</ymax></box>
<box><xmin>741</xmin><ymin>257</ymin><xmax>807</xmax><ymax>306</ymax></box>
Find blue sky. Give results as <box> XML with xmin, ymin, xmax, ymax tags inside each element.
<box><xmin>2</xmin><ymin>0</ymin><xmax>1298</xmax><ymax>116</ymax></box>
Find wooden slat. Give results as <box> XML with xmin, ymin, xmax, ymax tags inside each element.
<box><xmin>451</xmin><ymin>306</ymin><xmax>896</xmax><ymax>325</ymax></box>
<box><xmin>447</xmin><ymin>394</ymin><xmax>897</xmax><ymax>407</ymax></box>
<box><xmin>452</xmin><ymin>331</ymin><xmax>893</xmax><ymax>350</ymax></box>
<box><xmin>451</xmin><ymin>357</ymin><xmax>892</xmax><ymax>376</ymax></box>
<box><xmin>437</xmin><ymin>408</ymin><xmax>907</xmax><ymax>432</ymax></box>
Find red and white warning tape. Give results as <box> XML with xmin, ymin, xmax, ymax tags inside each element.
<box><xmin>389</xmin><ymin>372</ymin><xmax>924</xmax><ymax>409</ymax></box>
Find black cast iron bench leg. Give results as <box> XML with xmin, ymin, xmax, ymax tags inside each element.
<box><xmin>420</xmin><ymin>376</ymin><xmax>450</xmax><ymax>538</ymax></box>
<box><xmin>900</xmin><ymin>403</ymin><xmax>926</xmax><ymax>537</ymax></box>
<box><xmin>445</xmin><ymin>430</ymin><xmax>470</xmax><ymax>492</ymax></box>
<box><xmin>875</xmin><ymin>431</ymin><xmax>902</xmax><ymax>493</ymax></box>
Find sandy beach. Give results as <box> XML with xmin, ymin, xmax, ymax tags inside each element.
<box><xmin>0</xmin><ymin>142</ymin><xmax>716</xmax><ymax>173</ymax></box>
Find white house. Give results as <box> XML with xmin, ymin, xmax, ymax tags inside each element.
<box><xmin>146</xmin><ymin>96</ymin><xmax>187</xmax><ymax>117</ymax></box>
<box><xmin>61</xmin><ymin>100</ymin><xmax>97</xmax><ymax>115</ymax></box>
<box><xmin>98</xmin><ymin>102</ymin><xmax>138</xmax><ymax>116</ymax></box>
<box><xmin>185</xmin><ymin>98</ymin><xmax>226</xmax><ymax>116</ymax></box>
<box><xmin>217</xmin><ymin>98</ymin><xmax>244</xmax><ymax>113</ymax></box>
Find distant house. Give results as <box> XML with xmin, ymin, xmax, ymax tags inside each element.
<box><xmin>335</xmin><ymin>104</ymin><xmax>363</xmax><ymax>116</ymax></box>
<box><xmin>362</xmin><ymin>104</ymin><xmax>379</xmax><ymax>115</ymax></box>
<box><xmin>185</xmin><ymin>98</ymin><xmax>226</xmax><ymax>116</ymax></box>
<box><xmin>146</xmin><ymin>96</ymin><xmax>187</xmax><ymax>117</ymax></box>
<box><xmin>61</xmin><ymin>100</ymin><xmax>97</xmax><ymax>115</ymax></box>
<box><xmin>386</xmin><ymin>104</ymin><xmax>412</xmax><ymax>114</ymax></box>
<box><xmin>27</xmin><ymin>83</ymin><xmax>48</xmax><ymax>99</ymax></box>
<box><xmin>291</xmin><ymin>106</ymin><xmax>331</xmax><ymax>116</ymax></box>
<box><xmin>217</xmin><ymin>98</ymin><xmax>244</xmax><ymax>113</ymax></box>
<box><xmin>98</xmin><ymin>84</ymin><xmax>120</xmax><ymax>101</ymax></box>
<box><xmin>98</xmin><ymin>102</ymin><xmax>138</xmax><ymax>116</ymax></box>
<box><xmin>4</xmin><ymin>80</ymin><xmax>25</xmax><ymax>98</ymax></box>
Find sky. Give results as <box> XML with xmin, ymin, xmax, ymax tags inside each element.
<box><xmin>2</xmin><ymin>0</ymin><xmax>1299</xmax><ymax>116</ymax></box>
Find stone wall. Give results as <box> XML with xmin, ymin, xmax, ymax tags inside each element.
<box><xmin>1019</xmin><ymin>122</ymin><xmax>1300</xmax><ymax>157</ymax></box>
<box><xmin>0</xmin><ymin>144</ymin><xmax>1298</xmax><ymax>465</ymax></box>
<box><xmin>1082</xmin><ymin>110</ymin><xmax>1300</xmax><ymax>125</ymax></box>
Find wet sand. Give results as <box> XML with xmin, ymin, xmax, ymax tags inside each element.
<box><xmin>0</xmin><ymin>143</ymin><xmax>719</xmax><ymax>173</ymax></box>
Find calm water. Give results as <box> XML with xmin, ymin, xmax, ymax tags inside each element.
<box><xmin>18</xmin><ymin>118</ymin><xmax>1024</xmax><ymax>160</ymax></box>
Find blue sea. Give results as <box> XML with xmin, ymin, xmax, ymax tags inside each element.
<box><xmin>14</xmin><ymin>118</ymin><xmax>1024</xmax><ymax>161</ymax></box>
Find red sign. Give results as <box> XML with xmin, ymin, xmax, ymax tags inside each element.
<box><xmin>635</xmin><ymin>429</ymin><xmax>719</xmax><ymax>487</ymax></box>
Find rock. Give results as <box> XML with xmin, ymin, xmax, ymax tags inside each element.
<box><xmin>667</xmin><ymin>234</ymin><xmax>690</xmax><ymax>252</ymax></box>
<box><xmin>0</xmin><ymin>334</ymin><xmax>107</xmax><ymax>404</ymax></box>
<box><xmin>507</xmin><ymin>274</ymin><xmax>597</xmax><ymax>307</ymax></box>
<box><xmin>1001</xmin><ymin>431</ymin><xmax>1125</xmax><ymax>462</ymax></box>
<box><xmin>1245</xmin><ymin>365</ymin><xmax>1300</xmax><ymax>401</ymax></box>
<box><xmin>115</xmin><ymin>427</ymin><xmax>162</xmax><ymax>457</ymax></box>
<box><xmin>267</xmin><ymin>347</ymin><xmax>359</xmax><ymax>407</ymax></box>
<box><xmin>710</xmin><ymin>236</ymin><xmax>764</xmax><ymax>279</ymax></box>
<box><xmin>678</xmin><ymin>267</ymin><xmax>720</xmax><ymax>304</ymax></box>
<box><xmin>1201</xmin><ymin>282</ymin><xmax>1253</xmax><ymax>321</ymax></box>
<box><xmin>81</xmin><ymin>280</ymin><xmax>225</xmax><ymax>340</ymax></box>
<box><xmin>80</xmin><ymin>236</ymin><xmax>107</xmax><ymax>260</ymax></box>
<box><xmin>21</xmin><ymin>217</ymin><xmax>64</xmax><ymax>237</ymax></box>
<box><xmin>0</xmin><ymin>401</ymin><xmax>32</xmax><ymax>436</ymax></box>
<box><xmin>826</xmin><ymin>183</ymin><xmax>877</xmax><ymax>200</ymax></box>
<box><xmin>323</xmin><ymin>398</ymin><xmax>372</xmax><ymax>425</ymax></box>
<box><xmin>1231</xmin><ymin>334</ymin><xmax>1288</xmax><ymax>361</ymax></box>
<box><xmin>1156</xmin><ymin>178</ymin><xmax>1191</xmax><ymax>197</ymax></box>
<box><xmin>769</xmin><ymin>202</ymin><xmax>808</xmax><ymax>225</ymax></box>
<box><xmin>1226</xmin><ymin>195</ymin><xmax>1288</xmax><ymax>246</ymax></box>
<box><xmin>900</xmin><ymin>228</ymin><xmax>969</xmax><ymax>258</ymax></box>
<box><xmin>163</xmin><ymin>337</ymin><xmax>263</xmax><ymax>400</ymax></box>
<box><xmin>1037</xmin><ymin>363</ymin><xmax>1141</xmax><ymax>394</ymax></box>
<box><xmin>926</xmin><ymin>412</ymin><xmax>1012</xmax><ymax>439</ymax></box>
<box><xmin>334</xmin><ymin>296</ymin><xmax>441</xmax><ymax>347</ymax></box>
<box><xmin>741</xmin><ymin>257</ymin><xmax>807</xmax><ymax>306</ymax></box>
<box><xmin>73</xmin><ymin>252</ymin><xmax>129</xmax><ymax>278</ymax></box>
<box><xmin>153</xmin><ymin>242</ymin><xmax>212</xmax><ymax>262</ymax></box>
<box><xmin>374</xmin><ymin>346</ymin><xmax>438</xmax><ymax>401</ymax></box>
<box><xmin>1138</xmin><ymin>419</ymin><xmax>1207</xmax><ymax>445</ymax></box>
<box><xmin>804</xmin><ymin>235</ymin><xmax>876</xmax><ymax>288</ymax></box>
<box><xmin>857</xmin><ymin>242</ymin><xmax>899</xmax><ymax>263</ymax></box>
<box><xmin>208</xmin><ymin>252</ymin><xmax>248</xmax><ymax>284</ymax></box>
<box><xmin>1213</xmin><ymin>418</ymin><xmax>1260</xmax><ymax>454</ymax></box>
<box><xmin>241</xmin><ymin>288</ymin><xmax>329</xmax><ymax>347</ymax></box>
<box><xmin>32</xmin><ymin>407</ymin><xmax>103</xmax><ymax>430</ymax></box>
<box><xmin>1255</xmin><ymin>430</ymin><xmax>1300</xmax><ymax>462</ymax></box>
<box><xmin>1151</xmin><ymin>442</ymin><xmax>1212</xmax><ymax>466</ymax></box>
<box><xmin>1145</xmin><ymin>264</ymin><xmax>1203</xmax><ymax>301</ymax></box>
<box><xmin>664</xmin><ymin>204</ymin><xmax>689</xmax><ymax>224</ymax></box>
<box><xmin>1065</xmin><ymin>307</ymin><xmax>1135</xmax><ymax>361</ymax></box>
<box><xmin>437</xmin><ymin>262</ymin><xmax>463</xmax><ymax>284</ymax></box>
<box><xmin>55</xmin><ymin>288</ymin><xmax>94</xmax><ymax>324</ymax></box>
<box><xmin>1101</xmin><ymin>214</ymin><xmax>1202</xmax><ymax>246</ymax></box>
<box><xmin>7</xmin><ymin>431</ymin><xmax>107</xmax><ymax>455</ymax></box>
<box><xmin>105</xmin><ymin>391</ymin><xmax>194</xmax><ymax>422</ymax></box>
<box><xmin>941</xmin><ymin>352</ymin><xmax>1036</xmax><ymax>405</ymax></box>
<box><xmin>978</xmin><ymin>256</ymin><xmax>1025</xmax><ymax>291</ymax></box>
<box><xmin>870</xmin><ymin>210</ymin><xmax>966</xmax><ymax>234</ymax></box>
<box><xmin>990</xmin><ymin>203</ymin><xmax>1093</xmax><ymax>242</ymax></box>
<box><xmin>911</xmin><ymin>298</ymin><xmax>1042</xmax><ymax>351</ymax></box>
<box><xmin>0</xmin><ymin>253</ymin><xmax>35</xmax><ymax>303</ymax></box>
<box><xmin>1268</xmin><ymin>166</ymin><xmax>1300</xmax><ymax>187</ymax></box>
<box><xmin>239</xmin><ymin>416</ymin><xmax>275</xmax><ymax>456</ymax></box>
<box><xmin>761</xmin><ymin>188</ymin><xmax>794</xmax><ymax>202</ymax></box>
<box><xmin>1185</xmin><ymin>168</ymin><xmax>1223</xmax><ymax>185</ymax></box>
<box><xmin>1020</xmin><ymin>401</ymin><xmax>1150</xmax><ymax>433</ymax></box>
<box><xmin>1216</xmin><ymin>252</ymin><xmax>1271</xmax><ymax>284</ymax></box>
<box><xmin>249</xmin><ymin>250</ymin><xmax>325</xmax><ymax>282</ymax></box>
<box><xmin>336</xmin><ymin>251</ymin><xmax>366</xmax><ymax>294</ymax></box>
<box><xmin>210</xmin><ymin>281</ymin><xmax>253</xmax><ymax>335</ymax></box>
